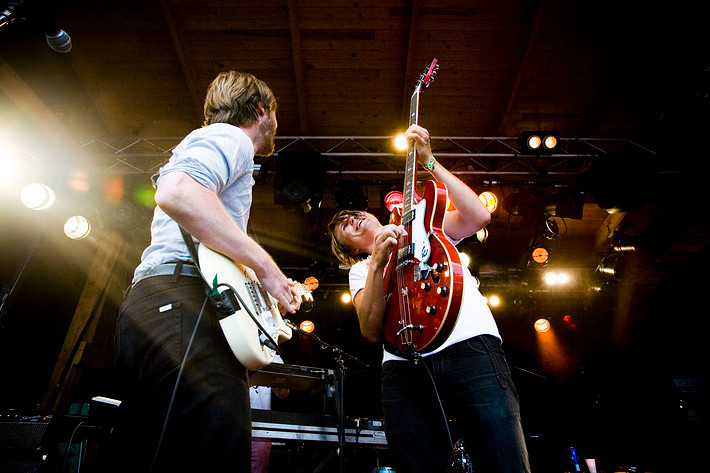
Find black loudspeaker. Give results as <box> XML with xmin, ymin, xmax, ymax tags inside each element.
<box><xmin>0</xmin><ymin>413</ymin><xmax>52</xmax><ymax>473</ymax></box>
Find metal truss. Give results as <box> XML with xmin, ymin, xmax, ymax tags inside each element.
<box><xmin>84</xmin><ymin>136</ymin><xmax>656</xmax><ymax>181</ymax></box>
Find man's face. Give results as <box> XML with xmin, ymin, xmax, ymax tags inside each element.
<box><xmin>255</xmin><ymin>109</ymin><xmax>277</xmax><ymax>156</ymax></box>
<box><xmin>335</xmin><ymin>212</ymin><xmax>380</xmax><ymax>255</ymax></box>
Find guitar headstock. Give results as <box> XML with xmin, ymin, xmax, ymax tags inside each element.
<box><xmin>416</xmin><ymin>58</ymin><xmax>439</xmax><ymax>91</ymax></box>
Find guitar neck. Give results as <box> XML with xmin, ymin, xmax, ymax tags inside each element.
<box><xmin>402</xmin><ymin>89</ymin><xmax>421</xmax><ymax>222</ymax></box>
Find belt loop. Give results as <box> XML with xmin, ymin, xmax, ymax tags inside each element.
<box><xmin>172</xmin><ymin>260</ymin><xmax>184</xmax><ymax>282</ymax></box>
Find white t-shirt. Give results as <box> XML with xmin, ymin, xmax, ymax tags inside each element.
<box><xmin>348</xmin><ymin>255</ymin><xmax>501</xmax><ymax>363</ymax></box>
<box><xmin>133</xmin><ymin>123</ymin><xmax>255</xmax><ymax>282</ymax></box>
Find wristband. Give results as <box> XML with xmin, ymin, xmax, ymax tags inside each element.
<box><xmin>424</xmin><ymin>156</ymin><xmax>436</xmax><ymax>171</ymax></box>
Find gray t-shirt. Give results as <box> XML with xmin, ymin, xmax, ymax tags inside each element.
<box><xmin>132</xmin><ymin>123</ymin><xmax>255</xmax><ymax>283</ymax></box>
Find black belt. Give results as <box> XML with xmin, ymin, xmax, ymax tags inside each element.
<box><xmin>133</xmin><ymin>261</ymin><xmax>202</xmax><ymax>286</ymax></box>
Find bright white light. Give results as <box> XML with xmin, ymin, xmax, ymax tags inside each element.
<box><xmin>534</xmin><ymin>318</ymin><xmax>550</xmax><ymax>333</ymax></box>
<box><xmin>459</xmin><ymin>252</ymin><xmax>470</xmax><ymax>268</ymax></box>
<box><xmin>64</xmin><ymin>215</ymin><xmax>91</xmax><ymax>240</ymax></box>
<box><xmin>341</xmin><ymin>292</ymin><xmax>351</xmax><ymax>304</ymax></box>
<box><xmin>0</xmin><ymin>154</ymin><xmax>20</xmax><ymax>188</ymax></box>
<box><xmin>488</xmin><ymin>295</ymin><xmax>500</xmax><ymax>307</ymax></box>
<box><xmin>20</xmin><ymin>183</ymin><xmax>56</xmax><ymax>210</ymax></box>
<box><xmin>393</xmin><ymin>133</ymin><xmax>408</xmax><ymax>151</ymax></box>
<box><xmin>543</xmin><ymin>135</ymin><xmax>558</xmax><ymax>150</ymax></box>
<box><xmin>544</xmin><ymin>271</ymin><xmax>571</xmax><ymax>285</ymax></box>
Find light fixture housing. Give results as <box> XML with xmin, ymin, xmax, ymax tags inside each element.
<box><xmin>521</xmin><ymin>131</ymin><xmax>559</xmax><ymax>154</ymax></box>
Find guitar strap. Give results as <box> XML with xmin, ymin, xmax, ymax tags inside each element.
<box><xmin>178</xmin><ymin>225</ymin><xmax>241</xmax><ymax>321</ymax></box>
<box><xmin>177</xmin><ymin>225</ymin><xmax>282</xmax><ymax>354</ymax></box>
<box><xmin>178</xmin><ymin>225</ymin><xmax>201</xmax><ymax>268</ymax></box>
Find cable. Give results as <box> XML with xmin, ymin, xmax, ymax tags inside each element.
<box><xmin>215</xmin><ymin>281</ymin><xmax>282</xmax><ymax>355</ymax></box>
<box><xmin>150</xmin><ymin>296</ymin><xmax>208</xmax><ymax>473</ymax></box>
<box><xmin>60</xmin><ymin>419</ymin><xmax>84</xmax><ymax>472</ymax></box>
<box><xmin>420</xmin><ymin>360</ymin><xmax>458</xmax><ymax>468</ymax></box>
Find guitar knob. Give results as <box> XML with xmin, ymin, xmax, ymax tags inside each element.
<box><xmin>420</xmin><ymin>282</ymin><xmax>431</xmax><ymax>292</ymax></box>
<box><xmin>425</xmin><ymin>305</ymin><xmax>437</xmax><ymax>315</ymax></box>
<box><xmin>433</xmin><ymin>263</ymin><xmax>444</xmax><ymax>272</ymax></box>
<box><xmin>436</xmin><ymin>286</ymin><xmax>448</xmax><ymax>296</ymax></box>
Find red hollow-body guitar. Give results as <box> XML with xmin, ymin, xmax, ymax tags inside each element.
<box><xmin>382</xmin><ymin>58</ymin><xmax>464</xmax><ymax>356</ymax></box>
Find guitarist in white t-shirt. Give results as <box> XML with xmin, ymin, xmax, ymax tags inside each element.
<box><xmin>328</xmin><ymin>124</ymin><xmax>531</xmax><ymax>473</ymax></box>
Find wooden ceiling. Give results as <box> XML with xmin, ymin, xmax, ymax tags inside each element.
<box><xmin>1</xmin><ymin>0</ymin><xmax>708</xmax><ymax>287</ymax></box>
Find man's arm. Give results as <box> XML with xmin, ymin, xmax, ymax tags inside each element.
<box><xmin>351</xmin><ymin>223</ymin><xmax>405</xmax><ymax>343</ymax></box>
<box><xmin>406</xmin><ymin>125</ymin><xmax>491</xmax><ymax>241</ymax></box>
<box><xmin>155</xmin><ymin>171</ymin><xmax>299</xmax><ymax>313</ymax></box>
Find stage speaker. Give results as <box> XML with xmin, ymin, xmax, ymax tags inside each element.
<box><xmin>0</xmin><ymin>413</ymin><xmax>52</xmax><ymax>473</ymax></box>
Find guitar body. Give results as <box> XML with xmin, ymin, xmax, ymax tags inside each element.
<box><xmin>381</xmin><ymin>58</ymin><xmax>465</xmax><ymax>356</ymax></box>
<box><xmin>197</xmin><ymin>244</ymin><xmax>293</xmax><ymax>370</ymax></box>
<box><xmin>383</xmin><ymin>180</ymin><xmax>464</xmax><ymax>355</ymax></box>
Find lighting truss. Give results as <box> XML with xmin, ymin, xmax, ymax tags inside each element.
<box><xmin>85</xmin><ymin>136</ymin><xmax>656</xmax><ymax>181</ymax></box>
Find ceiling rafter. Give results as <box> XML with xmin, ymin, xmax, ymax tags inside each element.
<box><xmin>399</xmin><ymin>0</ymin><xmax>420</xmax><ymax>124</ymax></box>
<box><xmin>287</xmin><ymin>0</ymin><xmax>309</xmax><ymax>135</ymax></box>
<box><xmin>159</xmin><ymin>0</ymin><xmax>203</xmax><ymax>117</ymax></box>
<box><xmin>496</xmin><ymin>0</ymin><xmax>548</xmax><ymax>135</ymax></box>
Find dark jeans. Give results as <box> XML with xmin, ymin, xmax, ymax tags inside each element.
<box><xmin>381</xmin><ymin>335</ymin><xmax>531</xmax><ymax>473</ymax></box>
<box><xmin>109</xmin><ymin>273</ymin><xmax>251</xmax><ymax>473</ymax></box>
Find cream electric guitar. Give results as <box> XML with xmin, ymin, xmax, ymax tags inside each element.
<box><xmin>197</xmin><ymin>244</ymin><xmax>312</xmax><ymax>370</ymax></box>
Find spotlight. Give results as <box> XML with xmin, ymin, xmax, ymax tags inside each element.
<box><xmin>341</xmin><ymin>292</ymin><xmax>351</xmax><ymax>304</ymax></box>
<box><xmin>534</xmin><ymin>318</ymin><xmax>550</xmax><ymax>333</ymax></box>
<box><xmin>478</xmin><ymin>191</ymin><xmax>498</xmax><ymax>213</ymax></box>
<box><xmin>521</xmin><ymin>131</ymin><xmax>559</xmax><ymax>154</ymax></box>
<box><xmin>20</xmin><ymin>183</ymin><xmax>55</xmax><ymax>210</ymax></box>
<box><xmin>64</xmin><ymin>215</ymin><xmax>91</xmax><ymax>240</ymax></box>
<box><xmin>474</xmin><ymin>227</ymin><xmax>488</xmax><ymax>243</ymax></box>
<box><xmin>531</xmin><ymin>247</ymin><xmax>549</xmax><ymax>264</ymax></box>
<box><xmin>273</xmin><ymin>152</ymin><xmax>325</xmax><ymax>213</ymax></box>
<box><xmin>299</xmin><ymin>320</ymin><xmax>315</xmax><ymax>333</ymax></box>
<box><xmin>393</xmin><ymin>133</ymin><xmax>408</xmax><ymax>151</ymax></box>
<box><xmin>459</xmin><ymin>252</ymin><xmax>470</xmax><ymax>268</ymax></box>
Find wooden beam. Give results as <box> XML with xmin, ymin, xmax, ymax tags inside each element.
<box><xmin>287</xmin><ymin>0</ymin><xmax>309</xmax><ymax>134</ymax></box>
<box><xmin>159</xmin><ymin>0</ymin><xmax>204</xmax><ymax>118</ymax></box>
<box><xmin>40</xmin><ymin>232</ymin><xmax>125</xmax><ymax>412</ymax></box>
<box><xmin>399</xmin><ymin>0</ymin><xmax>420</xmax><ymax>125</ymax></box>
<box><xmin>495</xmin><ymin>0</ymin><xmax>549</xmax><ymax>135</ymax></box>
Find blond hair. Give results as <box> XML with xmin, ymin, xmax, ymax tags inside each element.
<box><xmin>203</xmin><ymin>71</ymin><xmax>277</xmax><ymax>127</ymax></box>
<box><xmin>327</xmin><ymin>210</ymin><xmax>370</xmax><ymax>268</ymax></box>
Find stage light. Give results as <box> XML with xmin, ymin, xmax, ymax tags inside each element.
<box><xmin>20</xmin><ymin>183</ymin><xmax>56</xmax><ymax>210</ymax></box>
<box><xmin>341</xmin><ymin>292</ymin><xmax>351</xmax><ymax>304</ymax></box>
<box><xmin>534</xmin><ymin>318</ymin><xmax>550</xmax><ymax>333</ymax></box>
<box><xmin>478</xmin><ymin>191</ymin><xmax>498</xmax><ymax>213</ymax></box>
<box><xmin>393</xmin><ymin>133</ymin><xmax>408</xmax><ymax>151</ymax></box>
<box><xmin>64</xmin><ymin>215</ymin><xmax>91</xmax><ymax>240</ymax></box>
<box><xmin>563</xmin><ymin>314</ymin><xmax>577</xmax><ymax>329</ymax></box>
<box><xmin>531</xmin><ymin>246</ymin><xmax>549</xmax><ymax>264</ymax></box>
<box><xmin>521</xmin><ymin>131</ymin><xmax>559</xmax><ymax>154</ymax></box>
<box><xmin>474</xmin><ymin>227</ymin><xmax>488</xmax><ymax>243</ymax></box>
<box><xmin>383</xmin><ymin>190</ymin><xmax>403</xmax><ymax>213</ymax></box>
<box><xmin>273</xmin><ymin>152</ymin><xmax>325</xmax><ymax>213</ymax></box>
<box><xmin>459</xmin><ymin>252</ymin><xmax>470</xmax><ymax>268</ymax></box>
<box><xmin>544</xmin><ymin>271</ymin><xmax>570</xmax><ymax>285</ymax></box>
<box><xmin>300</xmin><ymin>320</ymin><xmax>315</xmax><ymax>333</ymax></box>
<box><xmin>488</xmin><ymin>295</ymin><xmax>500</xmax><ymax>307</ymax></box>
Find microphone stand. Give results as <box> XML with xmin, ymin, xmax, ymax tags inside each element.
<box><xmin>284</xmin><ymin>322</ymin><xmax>369</xmax><ymax>473</ymax></box>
